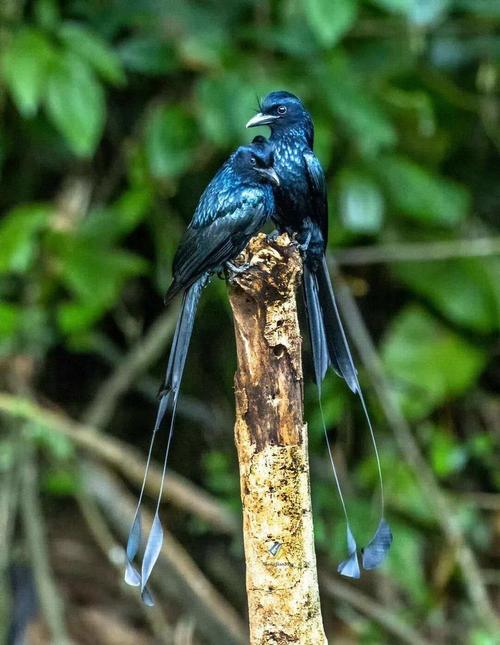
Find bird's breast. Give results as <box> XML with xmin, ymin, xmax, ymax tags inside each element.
<box><xmin>272</xmin><ymin>143</ymin><xmax>312</xmax><ymax>229</ymax></box>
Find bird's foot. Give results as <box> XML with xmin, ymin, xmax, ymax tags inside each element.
<box><xmin>267</xmin><ymin>229</ymin><xmax>280</xmax><ymax>242</ymax></box>
<box><xmin>225</xmin><ymin>260</ymin><xmax>253</xmax><ymax>283</ymax></box>
<box><xmin>225</xmin><ymin>260</ymin><xmax>252</xmax><ymax>274</ymax></box>
<box><xmin>291</xmin><ymin>231</ymin><xmax>311</xmax><ymax>253</ymax></box>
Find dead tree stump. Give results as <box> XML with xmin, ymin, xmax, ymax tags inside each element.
<box><xmin>229</xmin><ymin>233</ymin><xmax>327</xmax><ymax>644</ymax></box>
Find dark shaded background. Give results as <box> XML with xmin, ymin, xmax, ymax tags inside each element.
<box><xmin>0</xmin><ymin>0</ymin><xmax>499</xmax><ymax>643</ymax></box>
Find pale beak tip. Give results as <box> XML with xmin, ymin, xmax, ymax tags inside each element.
<box><xmin>246</xmin><ymin>112</ymin><xmax>266</xmax><ymax>128</ymax></box>
<box><xmin>270</xmin><ymin>170</ymin><xmax>280</xmax><ymax>187</ymax></box>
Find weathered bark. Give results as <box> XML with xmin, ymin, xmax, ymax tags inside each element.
<box><xmin>229</xmin><ymin>233</ymin><xmax>327</xmax><ymax>645</ymax></box>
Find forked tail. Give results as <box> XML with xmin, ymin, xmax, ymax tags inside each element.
<box><xmin>303</xmin><ymin>258</ymin><xmax>392</xmax><ymax>576</ymax></box>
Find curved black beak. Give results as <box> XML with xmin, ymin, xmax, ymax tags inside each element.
<box><xmin>260</xmin><ymin>167</ymin><xmax>280</xmax><ymax>186</ymax></box>
<box><xmin>246</xmin><ymin>112</ymin><xmax>279</xmax><ymax>128</ymax></box>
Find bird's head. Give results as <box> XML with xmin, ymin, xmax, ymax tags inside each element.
<box><xmin>246</xmin><ymin>91</ymin><xmax>312</xmax><ymax>135</ymax></box>
<box><xmin>233</xmin><ymin>141</ymin><xmax>280</xmax><ymax>187</ymax></box>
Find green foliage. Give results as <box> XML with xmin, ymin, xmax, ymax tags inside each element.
<box><xmin>59</xmin><ymin>22</ymin><xmax>125</xmax><ymax>85</ymax></box>
<box><xmin>1</xmin><ymin>14</ymin><xmax>122</xmax><ymax>156</ymax></box>
<box><xmin>1</xmin><ymin>0</ymin><xmax>499</xmax><ymax>639</ymax></box>
<box><xmin>393</xmin><ymin>258</ymin><xmax>500</xmax><ymax>333</ymax></box>
<box><xmin>42</xmin><ymin>466</ymin><xmax>79</xmax><ymax>495</ymax></box>
<box><xmin>375</xmin><ymin>154</ymin><xmax>470</xmax><ymax>226</ymax></box>
<box><xmin>304</xmin><ymin>0</ymin><xmax>358</xmax><ymax>47</ymax></box>
<box><xmin>197</xmin><ymin>76</ymin><xmax>262</xmax><ymax>147</ymax></box>
<box><xmin>381</xmin><ymin>305</ymin><xmax>486</xmax><ymax>419</ymax></box>
<box><xmin>337</xmin><ymin>168</ymin><xmax>385</xmax><ymax>233</ymax></box>
<box><xmin>145</xmin><ymin>105</ymin><xmax>198</xmax><ymax>179</ymax></box>
<box><xmin>321</xmin><ymin>54</ymin><xmax>398</xmax><ymax>156</ymax></box>
<box><xmin>45</xmin><ymin>52</ymin><xmax>106</xmax><ymax>157</ymax></box>
<box><xmin>1</xmin><ymin>28</ymin><xmax>55</xmax><ymax>117</ymax></box>
<box><xmin>0</xmin><ymin>204</ymin><xmax>50</xmax><ymax>272</ymax></box>
<box><xmin>117</xmin><ymin>36</ymin><xmax>176</xmax><ymax>76</ymax></box>
<box><xmin>28</xmin><ymin>421</ymin><xmax>74</xmax><ymax>460</ymax></box>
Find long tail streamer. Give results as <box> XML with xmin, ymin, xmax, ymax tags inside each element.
<box><xmin>124</xmin><ymin>274</ymin><xmax>209</xmax><ymax>604</ymax></box>
<box><xmin>304</xmin><ymin>258</ymin><xmax>392</xmax><ymax>575</ymax></box>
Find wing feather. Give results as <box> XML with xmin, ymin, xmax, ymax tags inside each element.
<box><xmin>304</xmin><ymin>151</ymin><xmax>328</xmax><ymax>242</ymax></box>
<box><xmin>169</xmin><ymin>199</ymin><xmax>267</xmax><ymax>295</ymax></box>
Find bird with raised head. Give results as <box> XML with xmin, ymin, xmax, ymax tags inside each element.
<box><xmin>125</xmin><ymin>140</ymin><xmax>279</xmax><ymax>605</ymax></box>
<box><xmin>247</xmin><ymin>91</ymin><xmax>392</xmax><ymax>579</ymax></box>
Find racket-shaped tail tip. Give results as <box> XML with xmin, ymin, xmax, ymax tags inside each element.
<box><xmin>124</xmin><ymin>561</ymin><xmax>141</xmax><ymax>587</ymax></box>
<box><xmin>337</xmin><ymin>552</ymin><xmax>360</xmax><ymax>578</ymax></box>
<box><xmin>141</xmin><ymin>586</ymin><xmax>155</xmax><ymax>607</ymax></box>
<box><xmin>337</xmin><ymin>525</ymin><xmax>361</xmax><ymax>578</ymax></box>
<box><xmin>140</xmin><ymin>512</ymin><xmax>164</xmax><ymax>595</ymax></box>
<box><xmin>124</xmin><ymin>512</ymin><xmax>142</xmax><ymax>586</ymax></box>
<box><xmin>361</xmin><ymin>518</ymin><xmax>393</xmax><ymax>570</ymax></box>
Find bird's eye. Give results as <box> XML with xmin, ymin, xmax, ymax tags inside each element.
<box><xmin>277</xmin><ymin>105</ymin><xmax>287</xmax><ymax>115</ymax></box>
<box><xmin>250</xmin><ymin>156</ymin><xmax>257</xmax><ymax>165</ymax></box>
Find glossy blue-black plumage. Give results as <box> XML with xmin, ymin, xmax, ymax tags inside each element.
<box><xmin>248</xmin><ymin>92</ymin><xmax>353</xmax><ymax>386</ymax></box>
<box><xmin>247</xmin><ymin>91</ymin><xmax>392</xmax><ymax>576</ymax></box>
<box><xmin>125</xmin><ymin>141</ymin><xmax>277</xmax><ymax>605</ymax></box>
<box><xmin>165</xmin><ymin>143</ymin><xmax>276</xmax><ymax>303</ymax></box>
<box><xmin>249</xmin><ymin>91</ymin><xmax>326</xmax><ymax>266</ymax></box>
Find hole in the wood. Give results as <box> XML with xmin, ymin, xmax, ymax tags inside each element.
<box><xmin>276</xmin><ymin>319</ymin><xmax>283</xmax><ymax>327</ymax></box>
<box><xmin>273</xmin><ymin>344</ymin><xmax>285</xmax><ymax>358</ymax></box>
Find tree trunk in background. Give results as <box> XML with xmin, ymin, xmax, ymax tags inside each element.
<box><xmin>229</xmin><ymin>233</ymin><xmax>327</xmax><ymax>644</ymax></box>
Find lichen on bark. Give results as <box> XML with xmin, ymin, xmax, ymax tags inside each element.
<box><xmin>229</xmin><ymin>233</ymin><xmax>327</xmax><ymax>644</ymax></box>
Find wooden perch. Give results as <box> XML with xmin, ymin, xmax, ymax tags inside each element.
<box><xmin>229</xmin><ymin>233</ymin><xmax>327</xmax><ymax>644</ymax></box>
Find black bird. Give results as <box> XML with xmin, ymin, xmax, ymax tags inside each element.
<box><xmin>125</xmin><ymin>141</ymin><xmax>279</xmax><ymax>605</ymax></box>
<box><xmin>247</xmin><ymin>91</ymin><xmax>392</xmax><ymax>578</ymax></box>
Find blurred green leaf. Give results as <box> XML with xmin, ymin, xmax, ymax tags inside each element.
<box><xmin>386</xmin><ymin>520</ymin><xmax>427</xmax><ymax>602</ymax></box>
<box><xmin>468</xmin><ymin>432</ymin><xmax>494</xmax><ymax>459</ymax></box>
<box><xmin>29</xmin><ymin>421</ymin><xmax>74</xmax><ymax>460</ymax></box>
<box><xmin>79</xmin><ymin>188</ymin><xmax>152</xmax><ymax>244</ymax></box>
<box><xmin>42</xmin><ymin>467</ymin><xmax>79</xmax><ymax>495</ymax></box>
<box><xmin>393</xmin><ymin>258</ymin><xmax>500</xmax><ymax>333</ymax></box>
<box><xmin>45</xmin><ymin>52</ymin><xmax>106</xmax><ymax>157</ymax></box>
<box><xmin>455</xmin><ymin>0</ymin><xmax>500</xmax><ymax>18</ymax></box>
<box><xmin>0</xmin><ymin>304</ymin><xmax>21</xmax><ymax>338</ymax></box>
<box><xmin>469</xmin><ymin>629</ymin><xmax>500</xmax><ymax>645</ymax></box>
<box><xmin>431</xmin><ymin>35</ymin><xmax>500</xmax><ymax>69</ymax></box>
<box><xmin>0</xmin><ymin>204</ymin><xmax>50</xmax><ymax>273</ymax></box>
<box><xmin>428</xmin><ymin>425</ymin><xmax>467</xmax><ymax>477</ymax></box>
<box><xmin>306</xmin><ymin>378</ymin><xmax>347</xmax><ymax>452</ymax></box>
<box><xmin>34</xmin><ymin>0</ymin><xmax>60</xmax><ymax>30</ymax></box>
<box><xmin>196</xmin><ymin>75</ymin><xmax>260</xmax><ymax>147</ymax></box>
<box><xmin>322</xmin><ymin>55</ymin><xmax>397</xmax><ymax>156</ymax></box>
<box><xmin>372</xmin><ymin>449</ymin><xmax>429</xmax><ymax>520</ymax></box>
<box><xmin>203</xmin><ymin>451</ymin><xmax>240</xmax><ymax>511</ymax></box>
<box><xmin>381</xmin><ymin>305</ymin><xmax>486</xmax><ymax>419</ymax></box>
<box><xmin>303</xmin><ymin>0</ymin><xmax>358</xmax><ymax>46</ymax></box>
<box><xmin>57</xmin><ymin>301</ymin><xmax>109</xmax><ymax>335</ymax></box>
<box><xmin>369</xmin><ymin>0</ymin><xmax>450</xmax><ymax>24</ymax></box>
<box><xmin>61</xmin><ymin>242</ymin><xmax>146</xmax><ymax>305</ymax></box>
<box><xmin>376</xmin><ymin>154</ymin><xmax>470</xmax><ymax>225</ymax></box>
<box><xmin>1</xmin><ymin>28</ymin><xmax>56</xmax><ymax>117</ymax></box>
<box><xmin>58</xmin><ymin>22</ymin><xmax>125</xmax><ymax>85</ymax></box>
<box><xmin>56</xmin><ymin>240</ymin><xmax>147</xmax><ymax>334</ymax></box>
<box><xmin>117</xmin><ymin>35</ymin><xmax>176</xmax><ymax>75</ymax></box>
<box><xmin>145</xmin><ymin>104</ymin><xmax>197</xmax><ymax>178</ymax></box>
<box><xmin>337</xmin><ymin>168</ymin><xmax>385</xmax><ymax>233</ymax></box>
<box><xmin>178</xmin><ymin>34</ymin><xmax>225</xmax><ymax>70</ymax></box>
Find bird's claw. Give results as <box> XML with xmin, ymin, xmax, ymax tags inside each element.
<box><xmin>225</xmin><ymin>260</ymin><xmax>251</xmax><ymax>274</ymax></box>
<box><xmin>267</xmin><ymin>230</ymin><xmax>280</xmax><ymax>242</ymax></box>
<box><xmin>291</xmin><ymin>231</ymin><xmax>311</xmax><ymax>253</ymax></box>
<box><xmin>225</xmin><ymin>260</ymin><xmax>253</xmax><ymax>283</ymax></box>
